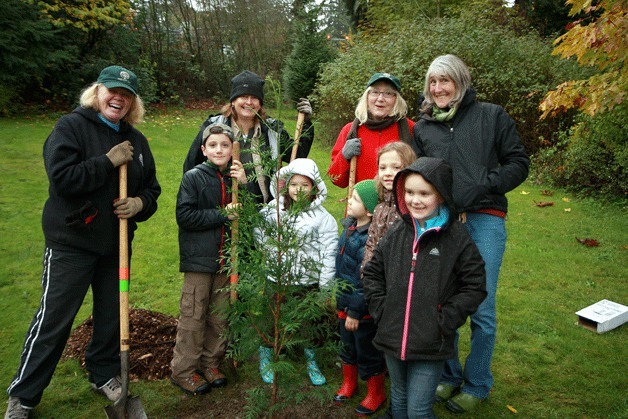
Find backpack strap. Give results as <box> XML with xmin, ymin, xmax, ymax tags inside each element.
<box><xmin>397</xmin><ymin>118</ymin><xmax>411</xmax><ymax>145</ymax></box>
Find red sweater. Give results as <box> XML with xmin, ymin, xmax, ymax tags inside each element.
<box><xmin>327</xmin><ymin>118</ymin><xmax>415</xmax><ymax>187</ymax></box>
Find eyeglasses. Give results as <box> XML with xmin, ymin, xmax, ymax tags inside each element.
<box><xmin>368</xmin><ymin>90</ymin><xmax>397</xmax><ymax>99</ymax></box>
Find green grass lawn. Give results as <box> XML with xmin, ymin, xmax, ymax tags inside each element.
<box><xmin>0</xmin><ymin>109</ymin><xmax>626</xmax><ymax>418</ymax></box>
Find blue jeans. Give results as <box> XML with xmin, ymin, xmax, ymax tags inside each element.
<box><xmin>385</xmin><ymin>354</ymin><xmax>444</xmax><ymax>419</ymax></box>
<box><xmin>441</xmin><ymin>213</ymin><xmax>506</xmax><ymax>399</ymax></box>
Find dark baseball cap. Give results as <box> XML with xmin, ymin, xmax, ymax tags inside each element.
<box><xmin>97</xmin><ymin>65</ymin><xmax>138</xmax><ymax>95</ymax></box>
<box><xmin>367</xmin><ymin>72</ymin><xmax>401</xmax><ymax>91</ymax></box>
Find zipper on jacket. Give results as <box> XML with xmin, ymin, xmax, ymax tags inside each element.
<box><xmin>401</xmin><ymin>234</ymin><xmax>420</xmax><ymax>360</ymax></box>
<box><xmin>410</xmin><ymin>252</ymin><xmax>417</xmax><ymax>273</ymax></box>
<box><xmin>400</xmin><ymin>224</ymin><xmax>442</xmax><ymax>360</ymax></box>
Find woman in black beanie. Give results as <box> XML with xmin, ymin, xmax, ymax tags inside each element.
<box><xmin>183</xmin><ymin>70</ymin><xmax>315</xmax><ymax>204</ymax></box>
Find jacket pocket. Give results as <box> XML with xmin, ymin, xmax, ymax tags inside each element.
<box><xmin>64</xmin><ymin>201</ymin><xmax>99</xmax><ymax>228</ymax></box>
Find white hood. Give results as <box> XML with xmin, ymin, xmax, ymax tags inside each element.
<box><xmin>270</xmin><ymin>158</ymin><xmax>327</xmax><ymax>209</ymax></box>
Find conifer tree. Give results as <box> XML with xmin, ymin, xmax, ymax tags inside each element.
<box><xmin>225</xmin><ymin>133</ymin><xmax>337</xmax><ymax>416</ymax></box>
<box><xmin>283</xmin><ymin>1</ymin><xmax>337</xmax><ymax>103</ymax></box>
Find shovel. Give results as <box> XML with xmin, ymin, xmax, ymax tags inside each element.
<box><xmin>105</xmin><ymin>162</ymin><xmax>148</xmax><ymax>419</ymax></box>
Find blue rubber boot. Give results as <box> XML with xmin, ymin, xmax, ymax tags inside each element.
<box><xmin>304</xmin><ymin>348</ymin><xmax>326</xmax><ymax>386</ymax></box>
<box><xmin>259</xmin><ymin>346</ymin><xmax>274</xmax><ymax>384</ymax></box>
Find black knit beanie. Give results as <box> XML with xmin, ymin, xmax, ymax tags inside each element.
<box><xmin>229</xmin><ymin>70</ymin><xmax>265</xmax><ymax>104</ymax></box>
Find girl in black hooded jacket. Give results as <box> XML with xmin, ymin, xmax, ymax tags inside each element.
<box><xmin>363</xmin><ymin>157</ymin><xmax>486</xmax><ymax>418</ymax></box>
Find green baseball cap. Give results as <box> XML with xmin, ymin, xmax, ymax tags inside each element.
<box><xmin>97</xmin><ymin>65</ymin><xmax>138</xmax><ymax>95</ymax></box>
<box><xmin>367</xmin><ymin>72</ymin><xmax>401</xmax><ymax>91</ymax></box>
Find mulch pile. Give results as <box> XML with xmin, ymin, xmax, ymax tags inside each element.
<box><xmin>62</xmin><ymin>308</ymin><xmax>177</xmax><ymax>381</ymax></box>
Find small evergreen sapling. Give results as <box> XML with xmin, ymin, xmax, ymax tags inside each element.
<box><xmin>224</xmin><ymin>128</ymin><xmax>337</xmax><ymax>416</ymax></box>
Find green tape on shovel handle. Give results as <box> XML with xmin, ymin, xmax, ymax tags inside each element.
<box><xmin>119</xmin><ymin>268</ymin><xmax>130</xmax><ymax>292</ymax></box>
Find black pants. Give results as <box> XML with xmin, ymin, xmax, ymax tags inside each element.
<box><xmin>339</xmin><ymin>317</ymin><xmax>386</xmax><ymax>380</ymax></box>
<box><xmin>7</xmin><ymin>247</ymin><xmax>121</xmax><ymax>407</ymax></box>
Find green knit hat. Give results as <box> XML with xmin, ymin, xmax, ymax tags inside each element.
<box><xmin>353</xmin><ymin>180</ymin><xmax>379</xmax><ymax>214</ymax></box>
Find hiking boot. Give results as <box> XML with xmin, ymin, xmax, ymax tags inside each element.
<box><xmin>4</xmin><ymin>397</ymin><xmax>31</xmax><ymax>419</ymax></box>
<box><xmin>304</xmin><ymin>348</ymin><xmax>326</xmax><ymax>386</ymax></box>
<box><xmin>199</xmin><ymin>367</ymin><xmax>227</xmax><ymax>388</ymax></box>
<box><xmin>169</xmin><ymin>373</ymin><xmax>211</xmax><ymax>395</ymax></box>
<box><xmin>91</xmin><ymin>376</ymin><xmax>127</xmax><ymax>403</ymax></box>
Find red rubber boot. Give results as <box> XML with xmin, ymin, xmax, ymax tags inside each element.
<box><xmin>333</xmin><ymin>363</ymin><xmax>358</xmax><ymax>405</ymax></box>
<box><xmin>355</xmin><ymin>373</ymin><xmax>387</xmax><ymax>416</ymax></box>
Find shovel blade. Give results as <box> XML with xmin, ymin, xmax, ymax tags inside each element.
<box><xmin>105</xmin><ymin>396</ymin><xmax>148</xmax><ymax>419</ymax></box>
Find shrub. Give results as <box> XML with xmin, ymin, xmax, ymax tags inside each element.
<box><xmin>532</xmin><ymin>103</ymin><xmax>627</xmax><ymax>198</ymax></box>
<box><xmin>226</xmin><ymin>132</ymin><xmax>337</xmax><ymax>415</ymax></box>
<box><xmin>0</xmin><ymin>84</ymin><xmax>19</xmax><ymax>116</ymax></box>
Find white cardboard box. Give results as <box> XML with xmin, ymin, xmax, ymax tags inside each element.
<box><xmin>575</xmin><ymin>299</ymin><xmax>628</xmax><ymax>333</ymax></box>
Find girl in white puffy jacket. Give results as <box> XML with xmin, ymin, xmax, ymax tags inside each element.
<box><xmin>256</xmin><ymin>158</ymin><xmax>338</xmax><ymax>386</ymax></box>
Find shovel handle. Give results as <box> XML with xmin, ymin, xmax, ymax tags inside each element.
<box><xmin>230</xmin><ymin>143</ymin><xmax>240</xmax><ymax>303</ymax></box>
<box><xmin>119</xmin><ymin>163</ymin><xmax>130</xmax><ymax>351</ymax></box>
<box><xmin>345</xmin><ymin>156</ymin><xmax>357</xmax><ymax>216</ymax></box>
<box><xmin>290</xmin><ymin>112</ymin><xmax>306</xmax><ymax>162</ymax></box>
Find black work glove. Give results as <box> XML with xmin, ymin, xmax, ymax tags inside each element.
<box><xmin>341</xmin><ymin>138</ymin><xmax>361</xmax><ymax>160</ymax></box>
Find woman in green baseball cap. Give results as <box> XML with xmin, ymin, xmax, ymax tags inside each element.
<box><xmin>327</xmin><ymin>72</ymin><xmax>415</xmax><ymax>189</ymax></box>
<box><xmin>4</xmin><ymin>65</ymin><xmax>161</xmax><ymax>418</ymax></box>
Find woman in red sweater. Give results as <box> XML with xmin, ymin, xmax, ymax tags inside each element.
<box><xmin>327</xmin><ymin>72</ymin><xmax>415</xmax><ymax>188</ymax></box>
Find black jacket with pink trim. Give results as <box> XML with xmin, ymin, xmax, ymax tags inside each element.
<box><xmin>362</xmin><ymin>157</ymin><xmax>486</xmax><ymax>361</ymax></box>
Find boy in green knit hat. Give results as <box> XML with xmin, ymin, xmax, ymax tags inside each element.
<box><xmin>333</xmin><ymin>179</ymin><xmax>388</xmax><ymax>416</ymax></box>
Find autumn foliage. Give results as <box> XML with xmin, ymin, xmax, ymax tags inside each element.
<box><xmin>540</xmin><ymin>0</ymin><xmax>627</xmax><ymax>118</ymax></box>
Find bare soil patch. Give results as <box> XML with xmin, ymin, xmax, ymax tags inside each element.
<box><xmin>62</xmin><ymin>308</ymin><xmax>360</xmax><ymax>418</ymax></box>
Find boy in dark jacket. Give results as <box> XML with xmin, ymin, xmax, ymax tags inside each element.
<box><xmin>334</xmin><ymin>180</ymin><xmax>387</xmax><ymax>417</ymax></box>
<box><xmin>170</xmin><ymin>123</ymin><xmax>246</xmax><ymax>395</ymax></box>
<box><xmin>363</xmin><ymin>157</ymin><xmax>486</xmax><ymax>418</ymax></box>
